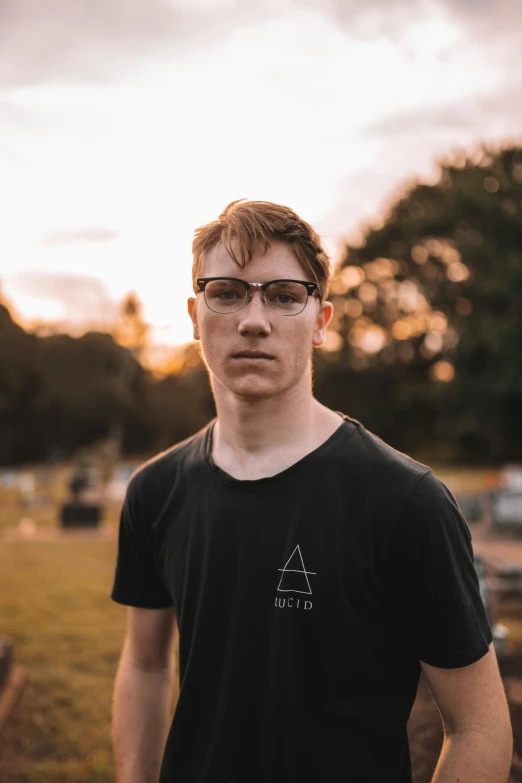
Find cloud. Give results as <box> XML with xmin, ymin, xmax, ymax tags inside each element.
<box><xmin>2</xmin><ymin>0</ymin><xmax>522</xmax><ymax>89</ymax></box>
<box><xmin>0</xmin><ymin>0</ymin><xmax>181</xmax><ymax>87</ymax></box>
<box><xmin>0</xmin><ymin>0</ymin><xmax>454</xmax><ymax>89</ymax></box>
<box><xmin>364</xmin><ymin>78</ymin><xmax>522</xmax><ymax>138</ymax></box>
<box><xmin>295</xmin><ymin>0</ymin><xmax>424</xmax><ymax>37</ymax></box>
<box><xmin>438</xmin><ymin>0</ymin><xmax>522</xmax><ymax>36</ymax></box>
<box><xmin>5</xmin><ymin>271</ymin><xmax>120</xmax><ymax>329</ymax></box>
<box><xmin>0</xmin><ymin>0</ymin><xmax>272</xmax><ymax>87</ymax></box>
<box><xmin>297</xmin><ymin>0</ymin><xmax>522</xmax><ymax>39</ymax></box>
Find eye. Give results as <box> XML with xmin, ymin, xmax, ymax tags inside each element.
<box><xmin>271</xmin><ymin>292</ymin><xmax>298</xmax><ymax>304</ymax></box>
<box><xmin>206</xmin><ymin>281</ymin><xmax>244</xmax><ymax>300</ymax></box>
<box><xmin>217</xmin><ymin>289</ymin><xmax>241</xmax><ymax>300</ymax></box>
<box><xmin>266</xmin><ymin>282</ymin><xmax>306</xmax><ymax>308</ymax></box>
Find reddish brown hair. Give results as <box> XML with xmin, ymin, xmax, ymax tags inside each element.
<box><xmin>192</xmin><ymin>199</ymin><xmax>332</xmax><ymax>300</ymax></box>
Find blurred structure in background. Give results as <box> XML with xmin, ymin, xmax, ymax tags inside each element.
<box><xmin>59</xmin><ymin>459</ymin><xmax>102</xmax><ymax>529</ymax></box>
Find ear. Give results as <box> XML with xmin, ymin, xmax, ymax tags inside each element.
<box><xmin>187</xmin><ymin>296</ymin><xmax>200</xmax><ymax>340</ymax></box>
<box><xmin>312</xmin><ymin>299</ymin><xmax>334</xmax><ymax>348</ymax></box>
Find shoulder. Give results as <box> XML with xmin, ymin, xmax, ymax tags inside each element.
<box><xmin>389</xmin><ymin>467</ymin><xmax>472</xmax><ymax>558</ymax></box>
<box><xmin>400</xmin><ymin>468</ymin><xmax>469</xmax><ymax>541</ymax></box>
<box><xmin>339</xmin><ymin>413</ymin><xmax>431</xmax><ymax>494</ymax></box>
<box><xmin>404</xmin><ymin>468</ymin><xmax>459</xmax><ymax>513</ymax></box>
<box><xmin>125</xmin><ymin>421</ymin><xmax>211</xmax><ymax>505</ymax></box>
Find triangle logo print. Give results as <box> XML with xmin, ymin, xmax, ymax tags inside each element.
<box><xmin>277</xmin><ymin>545</ymin><xmax>316</xmax><ymax>595</ymax></box>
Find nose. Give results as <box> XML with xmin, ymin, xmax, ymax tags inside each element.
<box><xmin>237</xmin><ymin>289</ymin><xmax>271</xmax><ymax>335</ymax></box>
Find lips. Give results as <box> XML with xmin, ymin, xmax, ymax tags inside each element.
<box><xmin>232</xmin><ymin>352</ymin><xmax>275</xmax><ymax>359</ymax></box>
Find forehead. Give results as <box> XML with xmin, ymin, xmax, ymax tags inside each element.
<box><xmin>202</xmin><ymin>239</ymin><xmax>311</xmax><ymax>281</ymax></box>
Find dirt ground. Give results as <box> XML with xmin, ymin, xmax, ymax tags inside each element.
<box><xmin>406</xmin><ymin>521</ymin><xmax>522</xmax><ymax>783</ymax></box>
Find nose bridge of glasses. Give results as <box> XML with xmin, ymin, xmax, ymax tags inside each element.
<box><xmin>245</xmin><ymin>282</ymin><xmax>267</xmax><ymax>306</ymax></box>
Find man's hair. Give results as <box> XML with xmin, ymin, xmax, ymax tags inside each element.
<box><xmin>192</xmin><ymin>199</ymin><xmax>332</xmax><ymax>300</ymax></box>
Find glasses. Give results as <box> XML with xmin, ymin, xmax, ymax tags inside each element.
<box><xmin>196</xmin><ymin>277</ymin><xmax>321</xmax><ymax>316</ymax></box>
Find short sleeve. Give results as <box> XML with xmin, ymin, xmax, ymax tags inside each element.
<box><xmin>388</xmin><ymin>470</ymin><xmax>492</xmax><ymax>668</ymax></box>
<box><xmin>110</xmin><ymin>470</ymin><xmax>174</xmax><ymax>609</ymax></box>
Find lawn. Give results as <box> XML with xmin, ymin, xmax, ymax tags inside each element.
<box><xmin>0</xmin><ymin>526</ymin><xmax>179</xmax><ymax>783</ymax></box>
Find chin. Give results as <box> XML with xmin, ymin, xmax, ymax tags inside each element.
<box><xmin>228</xmin><ymin>379</ymin><xmax>281</xmax><ymax>399</ymax></box>
<box><xmin>212</xmin><ymin>370</ymin><xmax>287</xmax><ymax>400</ymax></box>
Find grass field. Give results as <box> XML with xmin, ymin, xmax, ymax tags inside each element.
<box><xmin>0</xmin><ymin>503</ymin><xmax>179</xmax><ymax>783</ymax></box>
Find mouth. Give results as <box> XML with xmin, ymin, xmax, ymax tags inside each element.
<box><xmin>231</xmin><ymin>352</ymin><xmax>275</xmax><ymax>361</ymax></box>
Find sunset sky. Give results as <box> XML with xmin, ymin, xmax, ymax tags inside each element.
<box><xmin>1</xmin><ymin>0</ymin><xmax>521</xmax><ymax>348</ymax></box>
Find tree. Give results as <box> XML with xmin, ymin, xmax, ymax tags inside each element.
<box><xmin>0</xmin><ymin>304</ymin><xmax>44</xmax><ymax>464</ymax></box>
<box><xmin>321</xmin><ymin>143</ymin><xmax>522</xmax><ymax>463</ymax></box>
<box><xmin>113</xmin><ymin>292</ymin><xmax>150</xmax><ymax>363</ymax></box>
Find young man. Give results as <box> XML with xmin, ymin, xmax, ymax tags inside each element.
<box><xmin>111</xmin><ymin>200</ymin><xmax>512</xmax><ymax>783</ymax></box>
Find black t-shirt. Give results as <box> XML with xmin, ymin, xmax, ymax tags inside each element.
<box><xmin>111</xmin><ymin>413</ymin><xmax>492</xmax><ymax>783</ymax></box>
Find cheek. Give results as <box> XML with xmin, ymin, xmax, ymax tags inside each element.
<box><xmin>281</xmin><ymin>323</ymin><xmax>315</xmax><ymax>361</ymax></box>
<box><xmin>290</xmin><ymin>317</ymin><xmax>315</xmax><ymax>342</ymax></box>
<box><xmin>199</xmin><ymin>317</ymin><xmax>230</xmax><ymax>358</ymax></box>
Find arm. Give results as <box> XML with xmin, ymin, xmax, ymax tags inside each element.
<box><xmin>421</xmin><ymin>643</ymin><xmax>513</xmax><ymax>783</ymax></box>
<box><xmin>112</xmin><ymin>606</ymin><xmax>178</xmax><ymax>783</ymax></box>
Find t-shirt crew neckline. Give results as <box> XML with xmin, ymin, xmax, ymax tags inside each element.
<box><xmin>204</xmin><ymin>411</ymin><xmax>351</xmax><ymax>491</ymax></box>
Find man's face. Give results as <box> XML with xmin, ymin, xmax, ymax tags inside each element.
<box><xmin>187</xmin><ymin>239</ymin><xmax>333</xmax><ymax>400</ymax></box>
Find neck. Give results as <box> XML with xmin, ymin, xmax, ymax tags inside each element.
<box><xmin>210</xmin><ymin>372</ymin><xmax>342</xmax><ymax>466</ymax></box>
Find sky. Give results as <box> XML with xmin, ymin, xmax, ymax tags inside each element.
<box><xmin>1</xmin><ymin>0</ymin><xmax>522</xmax><ymax>349</ymax></box>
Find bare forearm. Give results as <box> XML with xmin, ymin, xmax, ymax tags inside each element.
<box><xmin>431</xmin><ymin>726</ymin><xmax>513</xmax><ymax>783</ymax></box>
<box><xmin>112</xmin><ymin>655</ymin><xmax>174</xmax><ymax>783</ymax></box>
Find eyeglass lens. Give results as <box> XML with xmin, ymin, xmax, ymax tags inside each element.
<box><xmin>203</xmin><ymin>279</ymin><xmax>309</xmax><ymax>315</ymax></box>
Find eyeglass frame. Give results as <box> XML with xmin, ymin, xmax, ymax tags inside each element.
<box><xmin>196</xmin><ymin>277</ymin><xmax>322</xmax><ymax>316</ymax></box>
